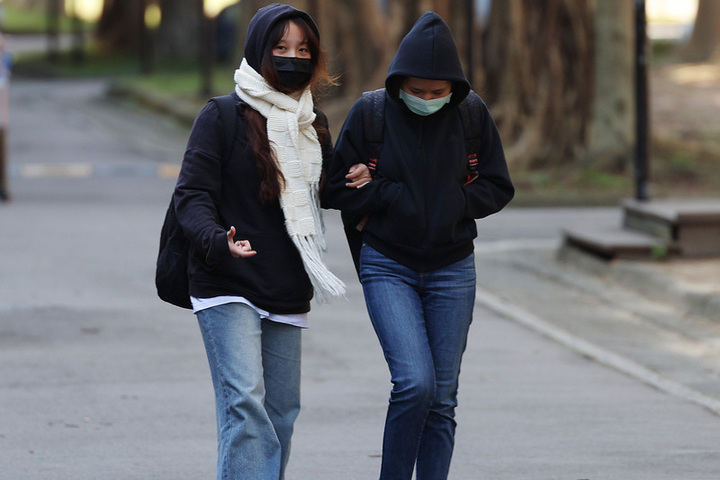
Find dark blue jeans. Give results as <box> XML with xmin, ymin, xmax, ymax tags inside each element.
<box><xmin>359</xmin><ymin>245</ymin><xmax>476</xmax><ymax>480</ymax></box>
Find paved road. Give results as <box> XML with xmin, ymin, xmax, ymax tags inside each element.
<box><xmin>1</xmin><ymin>78</ymin><xmax>719</xmax><ymax>480</ymax></box>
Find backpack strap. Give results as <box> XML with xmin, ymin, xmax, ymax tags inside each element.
<box><xmin>209</xmin><ymin>93</ymin><xmax>239</xmax><ymax>164</ymax></box>
<box><xmin>361</xmin><ymin>89</ymin><xmax>386</xmax><ymax>178</ymax></box>
<box><xmin>457</xmin><ymin>92</ymin><xmax>483</xmax><ymax>185</ymax></box>
<box><xmin>361</xmin><ymin>88</ymin><xmax>482</xmax><ymax>185</ymax></box>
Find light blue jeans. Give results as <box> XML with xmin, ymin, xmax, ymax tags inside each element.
<box><xmin>359</xmin><ymin>245</ymin><xmax>476</xmax><ymax>480</ymax></box>
<box><xmin>196</xmin><ymin>303</ymin><xmax>302</xmax><ymax>480</ymax></box>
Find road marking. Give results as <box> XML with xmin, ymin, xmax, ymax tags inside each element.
<box><xmin>9</xmin><ymin>163</ymin><xmax>181</xmax><ymax>179</ymax></box>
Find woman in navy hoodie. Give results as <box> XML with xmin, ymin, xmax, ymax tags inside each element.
<box><xmin>324</xmin><ymin>12</ymin><xmax>514</xmax><ymax>480</ymax></box>
<box><xmin>173</xmin><ymin>4</ymin><xmax>353</xmax><ymax>479</ymax></box>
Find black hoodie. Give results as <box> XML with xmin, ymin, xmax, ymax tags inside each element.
<box><xmin>173</xmin><ymin>4</ymin><xmax>328</xmax><ymax>314</ymax></box>
<box><xmin>324</xmin><ymin>12</ymin><xmax>514</xmax><ymax>272</ymax></box>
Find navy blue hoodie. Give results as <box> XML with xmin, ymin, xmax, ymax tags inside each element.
<box><xmin>324</xmin><ymin>12</ymin><xmax>514</xmax><ymax>272</ymax></box>
<box><xmin>173</xmin><ymin>4</ymin><xmax>328</xmax><ymax>313</ymax></box>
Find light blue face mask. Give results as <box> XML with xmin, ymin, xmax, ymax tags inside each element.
<box><xmin>399</xmin><ymin>89</ymin><xmax>453</xmax><ymax>116</ymax></box>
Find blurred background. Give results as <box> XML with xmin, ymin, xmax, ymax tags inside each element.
<box><xmin>0</xmin><ymin>0</ymin><xmax>718</xmax><ymax>205</ymax></box>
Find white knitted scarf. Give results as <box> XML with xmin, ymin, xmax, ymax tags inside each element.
<box><xmin>234</xmin><ymin>59</ymin><xmax>345</xmax><ymax>302</ymax></box>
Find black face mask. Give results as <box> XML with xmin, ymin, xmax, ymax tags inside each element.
<box><xmin>273</xmin><ymin>56</ymin><xmax>312</xmax><ymax>90</ymax></box>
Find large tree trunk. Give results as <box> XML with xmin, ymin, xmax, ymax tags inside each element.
<box><xmin>482</xmin><ymin>0</ymin><xmax>594</xmax><ymax>169</ymax></box>
<box><xmin>219</xmin><ymin>1</ymin><xmax>470</xmax><ymax>100</ymax></box>
<box><xmin>95</xmin><ymin>0</ymin><xmax>144</xmax><ymax>53</ymax></box>
<box><xmin>586</xmin><ymin>0</ymin><xmax>635</xmax><ymax>171</ymax></box>
<box><xmin>156</xmin><ymin>0</ymin><xmax>203</xmax><ymax>60</ymax></box>
<box><xmin>680</xmin><ymin>0</ymin><xmax>720</xmax><ymax>63</ymax></box>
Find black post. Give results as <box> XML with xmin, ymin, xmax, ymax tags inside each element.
<box><xmin>465</xmin><ymin>0</ymin><xmax>474</xmax><ymax>87</ymax></box>
<box><xmin>47</xmin><ymin>0</ymin><xmax>61</xmax><ymax>62</ymax></box>
<box><xmin>69</xmin><ymin>0</ymin><xmax>85</xmax><ymax>64</ymax></box>
<box><xmin>634</xmin><ymin>0</ymin><xmax>649</xmax><ymax>201</ymax></box>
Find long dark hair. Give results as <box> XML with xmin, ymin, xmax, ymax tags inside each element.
<box><xmin>245</xmin><ymin>17</ymin><xmax>335</xmax><ymax>203</ymax></box>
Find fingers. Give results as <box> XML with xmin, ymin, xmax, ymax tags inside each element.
<box><xmin>346</xmin><ymin>178</ymin><xmax>369</xmax><ymax>189</ymax></box>
<box><xmin>236</xmin><ymin>240</ymin><xmax>257</xmax><ymax>258</ymax></box>
<box><xmin>346</xmin><ymin>163</ymin><xmax>372</xmax><ymax>189</ymax></box>
<box><xmin>228</xmin><ymin>226</ymin><xmax>258</xmax><ymax>258</ymax></box>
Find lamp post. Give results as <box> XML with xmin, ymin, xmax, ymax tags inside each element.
<box><xmin>634</xmin><ymin>0</ymin><xmax>649</xmax><ymax>201</ymax></box>
<box><xmin>46</xmin><ymin>0</ymin><xmax>61</xmax><ymax>62</ymax></box>
<box><xmin>67</xmin><ymin>0</ymin><xmax>85</xmax><ymax>64</ymax></box>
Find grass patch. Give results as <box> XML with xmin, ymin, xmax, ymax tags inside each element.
<box><xmin>13</xmin><ymin>43</ymin><xmax>237</xmax><ymax>98</ymax></box>
<box><xmin>13</xmin><ymin>47</ymin><xmax>140</xmax><ymax>78</ymax></box>
<box><xmin>2</xmin><ymin>4</ymin><xmax>93</xmax><ymax>34</ymax></box>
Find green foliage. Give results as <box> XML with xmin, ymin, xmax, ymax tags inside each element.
<box><xmin>651</xmin><ymin>40</ymin><xmax>679</xmax><ymax>63</ymax></box>
<box><xmin>578</xmin><ymin>167</ymin><xmax>631</xmax><ymax>189</ymax></box>
<box><xmin>13</xmin><ymin>41</ymin><xmax>235</xmax><ymax>98</ymax></box>
<box><xmin>651</xmin><ymin>245</ymin><xmax>669</xmax><ymax>260</ymax></box>
<box><xmin>2</xmin><ymin>4</ymin><xmax>93</xmax><ymax>34</ymax></box>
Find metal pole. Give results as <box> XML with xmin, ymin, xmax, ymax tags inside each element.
<box><xmin>634</xmin><ymin>0</ymin><xmax>649</xmax><ymax>201</ymax></box>
<box><xmin>69</xmin><ymin>0</ymin><xmax>85</xmax><ymax>64</ymax></box>
<box><xmin>47</xmin><ymin>0</ymin><xmax>61</xmax><ymax>62</ymax></box>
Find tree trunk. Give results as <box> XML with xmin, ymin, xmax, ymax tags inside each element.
<box><xmin>586</xmin><ymin>0</ymin><xmax>634</xmax><ymax>171</ymax></box>
<box><xmin>325</xmin><ymin>0</ymin><xmax>394</xmax><ymax>97</ymax></box>
<box><xmin>220</xmin><ymin>1</ymin><xmax>474</xmax><ymax>101</ymax></box>
<box><xmin>680</xmin><ymin>0</ymin><xmax>720</xmax><ymax>63</ymax></box>
<box><xmin>156</xmin><ymin>0</ymin><xmax>203</xmax><ymax>60</ymax></box>
<box><xmin>95</xmin><ymin>0</ymin><xmax>144</xmax><ymax>53</ymax></box>
<box><xmin>482</xmin><ymin>0</ymin><xmax>594</xmax><ymax>169</ymax></box>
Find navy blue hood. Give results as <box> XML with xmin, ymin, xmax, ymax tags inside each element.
<box><xmin>385</xmin><ymin>12</ymin><xmax>470</xmax><ymax>106</ymax></box>
<box><xmin>243</xmin><ymin>3</ymin><xmax>319</xmax><ymax>72</ymax></box>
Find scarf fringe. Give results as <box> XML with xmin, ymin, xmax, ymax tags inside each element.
<box><xmin>291</xmin><ymin>235</ymin><xmax>346</xmax><ymax>303</ymax></box>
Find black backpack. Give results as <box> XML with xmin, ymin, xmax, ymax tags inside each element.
<box><xmin>342</xmin><ymin>88</ymin><xmax>483</xmax><ymax>274</ymax></box>
<box><xmin>155</xmin><ymin>94</ymin><xmax>238</xmax><ymax>309</ymax></box>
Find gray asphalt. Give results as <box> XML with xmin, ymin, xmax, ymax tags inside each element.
<box><xmin>1</xmin><ymin>78</ymin><xmax>719</xmax><ymax>480</ymax></box>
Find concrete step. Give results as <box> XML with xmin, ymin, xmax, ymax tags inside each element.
<box><xmin>623</xmin><ymin>199</ymin><xmax>720</xmax><ymax>257</ymax></box>
<box><xmin>562</xmin><ymin>224</ymin><xmax>671</xmax><ymax>260</ymax></box>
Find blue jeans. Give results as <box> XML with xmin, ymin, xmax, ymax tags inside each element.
<box><xmin>196</xmin><ymin>303</ymin><xmax>302</xmax><ymax>480</ymax></box>
<box><xmin>359</xmin><ymin>245</ymin><xmax>476</xmax><ymax>480</ymax></box>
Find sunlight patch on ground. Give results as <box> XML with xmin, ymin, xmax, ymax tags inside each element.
<box><xmin>667</xmin><ymin>64</ymin><xmax>720</xmax><ymax>87</ymax></box>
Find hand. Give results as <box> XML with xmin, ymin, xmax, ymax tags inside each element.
<box><xmin>345</xmin><ymin>163</ymin><xmax>371</xmax><ymax>188</ymax></box>
<box><xmin>227</xmin><ymin>226</ymin><xmax>257</xmax><ymax>258</ymax></box>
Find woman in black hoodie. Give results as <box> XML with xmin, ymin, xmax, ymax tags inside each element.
<box><xmin>324</xmin><ymin>12</ymin><xmax>514</xmax><ymax>480</ymax></box>
<box><xmin>173</xmin><ymin>4</ymin><xmax>356</xmax><ymax>479</ymax></box>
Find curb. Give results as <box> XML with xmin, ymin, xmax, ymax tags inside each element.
<box><xmin>475</xmin><ymin>286</ymin><xmax>720</xmax><ymax>417</ymax></box>
<box><xmin>558</xmin><ymin>242</ymin><xmax>720</xmax><ymax>322</ymax></box>
<box><xmin>106</xmin><ymin>83</ymin><xmax>202</xmax><ymax>128</ymax></box>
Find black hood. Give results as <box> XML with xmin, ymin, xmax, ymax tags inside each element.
<box><xmin>243</xmin><ymin>3</ymin><xmax>319</xmax><ymax>72</ymax></box>
<box><xmin>385</xmin><ymin>12</ymin><xmax>470</xmax><ymax>106</ymax></box>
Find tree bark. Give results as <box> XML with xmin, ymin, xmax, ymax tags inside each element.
<box><xmin>156</xmin><ymin>0</ymin><xmax>203</xmax><ymax>60</ymax></box>
<box><xmin>680</xmin><ymin>0</ymin><xmax>720</xmax><ymax>63</ymax></box>
<box><xmin>482</xmin><ymin>0</ymin><xmax>594</xmax><ymax>169</ymax></box>
<box><xmin>586</xmin><ymin>0</ymin><xmax>634</xmax><ymax>171</ymax></box>
<box><xmin>95</xmin><ymin>0</ymin><xmax>144</xmax><ymax>53</ymax></box>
